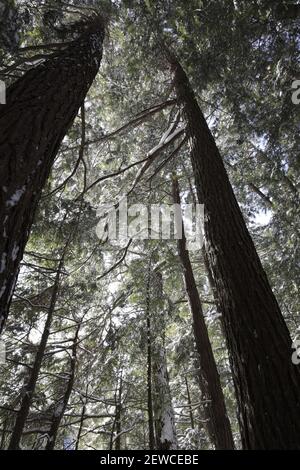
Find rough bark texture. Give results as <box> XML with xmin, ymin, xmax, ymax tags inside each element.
<box><xmin>0</xmin><ymin>16</ymin><xmax>104</xmax><ymax>333</ymax></box>
<box><xmin>173</xmin><ymin>177</ymin><xmax>234</xmax><ymax>449</ymax></box>
<box><xmin>171</xmin><ymin>56</ymin><xmax>300</xmax><ymax>449</ymax></box>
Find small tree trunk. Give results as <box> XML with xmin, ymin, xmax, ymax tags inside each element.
<box><xmin>8</xmin><ymin>256</ymin><xmax>64</xmax><ymax>450</ymax></box>
<box><xmin>0</xmin><ymin>16</ymin><xmax>104</xmax><ymax>333</ymax></box>
<box><xmin>45</xmin><ymin>323</ymin><xmax>80</xmax><ymax>450</ymax></box>
<box><xmin>115</xmin><ymin>374</ymin><xmax>123</xmax><ymax>450</ymax></box>
<box><xmin>151</xmin><ymin>270</ymin><xmax>177</xmax><ymax>451</ymax></box>
<box><xmin>152</xmin><ymin>342</ymin><xmax>178</xmax><ymax>450</ymax></box>
<box><xmin>75</xmin><ymin>403</ymin><xmax>86</xmax><ymax>451</ymax></box>
<box><xmin>169</xmin><ymin>53</ymin><xmax>300</xmax><ymax>449</ymax></box>
<box><xmin>145</xmin><ymin>261</ymin><xmax>155</xmax><ymax>450</ymax></box>
<box><xmin>184</xmin><ymin>376</ymin><xmax>195</xmax><ymax>430</ymax></box>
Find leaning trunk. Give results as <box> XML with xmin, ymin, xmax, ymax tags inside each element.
<box><xmin>8</xmin><ymin>257</ymin><xmax>63</xmax><ymax>450</ymax></box>
<box><xmin>173</xmin><ymin>176</ymin><xmax>234</xmax><ymax>449</ymax></box>
<box><xmin>0</xmin><ymin>16</ymin><xmax>104</xmax><ymax>333</ymax></box>
<box><xmin>170</xmin><ymin>54</ymin><xmax>300</xmax><ymax>449</ymax></box>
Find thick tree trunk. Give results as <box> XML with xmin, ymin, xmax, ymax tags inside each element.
<box><xmin>170</xmin><ymin>55</ymin><xmax>300</xmax><ymax>449</ymax></box>
<box><xmin>173</xmin><ymin>176</ymin><xmax>234</xmax><ymax>449</ymax></box>
<box><xmin>8</xmin><ymin>256</ymin><xmax>63</xmax><ymax>450</ymax></box>
<box><xmin>0</xmin><ymin>16</ymin><xmax>104</xmax><ymax>333</ymax></box>
<box><xmin>45</xmin><ymin>322</ymin><xmax>80</xmax><ymax>450</ymax></box>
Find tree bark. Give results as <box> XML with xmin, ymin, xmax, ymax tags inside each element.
<box><xmin>184</xmin><ymin>376</ymin><xmax>195</xmax><ymax>430</ymax></box>
<box><xmin>151</xmin><ymin>270</ymin><xmax>177</xmax><ymax>451</ymax></box>
<box><xmin>152</xmin><ymin>343</ymin><xmax>178</xmax><ymax>450</ymax></box>
<box><xmin>170</xmin><ymin>54</ymin><xmax>300</xmax><ymax>449</ymax></box>
<box><xmin>0</xmin><ymin>16</ymin><xmax>104</xmax><ymax>333</ymax></box>
<box><xmin>173</xmin><ymin>176</ymin><xmax>234</xmax><ymax>449</ymax></box>
<box><xmin>145</xmin><ymin>261</ymin><xmax>155</xmax><ymax>450</ymax></box>
<box><xmin>75</xmin><ymin>403</ymin><xmax>86</xmax><ymax>451</ymax></box>
<box><xmin>115</xmin><ymin>373</ymin><xmax>123</xmax><ymax>451</ymax></box>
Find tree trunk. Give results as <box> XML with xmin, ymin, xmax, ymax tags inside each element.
<box><xmin>152</xmin><ymin>343</ymin><xmax>178</xmax><ymax>450</ymax></box>
<box><xmin>184</xmin><ymin>376</ymin><xmax>195</xmax><ymax>430</ymax></box>
<box><xmin>173</xmin><ymin>176</ymin><xmax>234</xmax><ymax>449</ymax></box>
<box><xmin>151</xmin><ymin>270</ymin><xmax>177</xmax><ymax>451</ymax></box>
<box><xmin>170</xmin><ymin>54</ymin><xmax>300</xmax><ymax>449</ymax></box>
<box><xmin>75</xmin><ymin>403</ymin><xmax>86</xmax><ymax>451</ymax></box>
<box><xmin>0</xmin><ymin>417</ymin><xmax>8</xmax><ymax>449</ymax></box>
<box><xmin>145</xmin><ymin>260</ymin><xmax>156</xmax><ymax>450</ymax></box>
<box><xmin>8</xmin><ymin>256</ymin><xmax>64</xmax><ymax>450</ymax></box>
<box><xmin>0</xmin><ymin>16</ymin><xmax>104</xmax><ymax>333</ymax></box>
<box><xmin>45</xmin><ymin>322</ymin><xmax>80</xmax><ymax>450</ymax></box>
<box><xmin>115</xmin><ymin>373</ymin><xmax>123</xmax><ymax>451</ymax></box>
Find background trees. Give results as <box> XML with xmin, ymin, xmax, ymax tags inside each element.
<box><xmin>0</xmin><ymin>0</ymin><xmax>298</xmax><ymax>450</ymax></box>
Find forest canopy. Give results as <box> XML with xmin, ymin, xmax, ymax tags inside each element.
<box><xmin>0</xmin><ymin>0</ymin><xmax>299</xmax><ymax>451</ymax></box>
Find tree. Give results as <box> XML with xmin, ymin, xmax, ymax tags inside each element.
<box><xmin>45</xmin><ymin>321</ymin><xmax>80</xmax><ymax>450</ymax></box>
<box><xmin>172</xmin><ymin>176</ymin><xmax>234</xmax><ymax>450</ymax></box>
<box><xmin>169</xmin><ymin>52</ymin><xmax>300</xmax><ymax>449</ymax></box>
<box><xmin>0</xmin><ymin>0</ymin><xmax>299</xmax><ymax>451</ymax></box>
<box><xmin>0</xmin><ymin>14</ymin><xmax>105</xmax><ymax>333</ymax></box>
<box><xmin>8</xmin><ymin>247</ymin><xmax>66</xmax><ymax>450</ymax></box>
<box><xmin>151</xmin><ymin>269</ymin><xmax>177</xmax><ymax>450</ymax></box>
<box><xmin>145</xmin><ymin>259</ymin><xmax>155</xmax><ymax>449</ymax></box>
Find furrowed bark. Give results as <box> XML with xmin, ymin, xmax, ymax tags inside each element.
<box><xmin>0</xmin><ymin>16</ymin><xmax>105</xmax><ymax>333</ymax></box>
<box><xmin>173</xmin><ymin>176</ymin><xmax>234</xmax><ymax>450</ymax></box>
<box><xmin>170</xmin><ymin>55</ymin><xmax>300</xmax><ymax>449</ymax></box>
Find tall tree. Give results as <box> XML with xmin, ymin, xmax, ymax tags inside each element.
<box><xmin>8</xmin><ymin>249</ymin><xmax>65</xmax><ymax>450</ymax></box>
<box><xmin>172</xmin><ymin>176</ymin><xmax>234</xmax><ymax>450</ymax></box>
<box><xmin>145</xmin><ymin>260</ymin><xmax>156</xmax><ymax>450</ymax></box>
<box><xmin>0</xmin><ymin>14</ymin><xmax>105</xmax><ymax>333</ymax></box>
<box><xmin>168</xmin><ymin>52</ymin><xmax>300</xmax><ymax>449</ymax></box>
<box><xmin>151</xmin><ymin>270</ymin><xmax>177</xmax><ymax>450</ymax></box>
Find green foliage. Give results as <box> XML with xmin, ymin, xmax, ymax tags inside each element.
<box><xmin>0</xmin><ymin>0</ymin><xmax>298</xmax><ymax>450</ymax></box>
